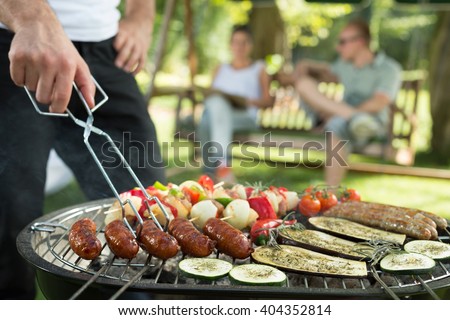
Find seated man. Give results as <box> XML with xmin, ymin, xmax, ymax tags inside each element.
<box><xmin>292</xmin><ymin>19</ymin><xmax>402</xmax><ymax>185</ymax></box>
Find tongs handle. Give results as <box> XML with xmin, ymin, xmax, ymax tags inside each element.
<box><xmin>24</xmin><ymin>78</ymin><xmax>170</xmax><ymax>235</ymax></box>
<box><xmin>24</xmin><ymin>77</ymin><xmax>108</xmax><ymax>117</ymax></box>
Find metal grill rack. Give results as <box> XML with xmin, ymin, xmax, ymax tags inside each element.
<box><xmin>20</xmin><ymin>199</ymin><xmax>450</xmax><ymax>300</ymax></box>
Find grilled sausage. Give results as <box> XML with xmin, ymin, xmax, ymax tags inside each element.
<box><xmin>69</xmin><ymin>218</ymin><xmax>102</xmax><ymax>260</ymax></box>
<box><xmin>336</xmin><ymin>201</ymin><xmax>447</xmax><ymax>230</ymax></box>
<box><xmin>104</xmin><ymin>220</ymin><xmax>139</xmax><ymax>259</ymax></box>
<box><xmin>137</xmin><ymin>220</ymin><xmax>179</xmax><ymax>260</ymax></box>
<box><xmin>203</xmin><ymin>218</ymin><xmax>254</xmax><ymax>259</ymax></box>
<box><xmin>416</xmin><ymin>211</ymin><xmax>448</xmax><ymax>230</ymax></box>
<box><xmin>168</xmin><ymin>218</ymin><xmax>216</xmax><ymax>257</ymax></box>
<box><xmin>324</xmin><ymin>203</ymin><xmax>433</xmax><ymax>240</ymax></box>
<box><xmin>406</xmin><ymin>212</ymin><xmax>437</xmax><ymax>229</ymax></box>
<box><xmin>408</xmin><ymin>213</ymin><xmax>438</xmax><ymax>239</ymax></box>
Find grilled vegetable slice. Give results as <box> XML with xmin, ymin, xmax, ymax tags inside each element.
<box><xmin>309</xmin><ymin>217</ymin><xmax>406</xmax><ymax>245</ymax></box>
<box><xmin>404</xmin><ymin>240</ymin><xmax>450</xmax><ymax>260</ymax></box>
<box><xmin>380</xmin><ymin>252</ymin><xmax>436</xmax><ymax>275</ymax></box>
<box><xmin>179</xmin><ymin>258</ymin><xmax>232</xmax><ymax>280</ymax></box>
<box><xmin>229</xmin><ymin>264</ymin><xmax>287</xmax><ymax>286</ymax></box>
<box><xmin>279</xmin><ymin>227</ymin><xmax>367</xmax><ymax>260</ymax></box>
<box><xmin>252</xmin><ymin>245</ymin><xmax>367</xmax><ymax>278</ymax></box>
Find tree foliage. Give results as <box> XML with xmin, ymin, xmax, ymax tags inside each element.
<box><xmin>144</xmin><ymin>0</ymin><xmax>436</xmax><ymax>73</ymax></box>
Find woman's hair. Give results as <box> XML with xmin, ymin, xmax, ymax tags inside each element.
<box><xmin>231</xmin><ymin>25</ymin><xmax>253</xmax><ymax>41</ymax></box>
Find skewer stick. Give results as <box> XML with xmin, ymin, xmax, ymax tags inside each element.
<box><xmin>188</xmin><ymin>215</ymin><xmax>234</xmax><ymax>223</ymax></box>
<box><xmin>214</xmin><ymin>181</ymin><xmax>224</xmax><ymax>190</ymax></box>
<box><xmin>104</xmin><ymin>207</ymin><xmax>122</xmax><ymax>215</ymax></box>
<box><xmin>189</xmin><ymin>216</ymin><xmax>199</xmax><ymax>222</ymax></box>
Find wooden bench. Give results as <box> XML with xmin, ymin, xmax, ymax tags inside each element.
<box><xmin>155</xmin><ymin>78</ymin><xmax>421</xmax><ymax>166</ymax></box>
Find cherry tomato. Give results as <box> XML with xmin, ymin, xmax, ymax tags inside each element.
<box><xmin>341</xmin><ymin>188</ymin><xmax>361</xmax><ymax>202</ymax></box>
<box><xmin>298</xmin><ymin>194</ymin><xmax>321</xmax><ymax>217</ymax></box>
<box><xmin>315</xmin><ymin>190</ymin><xmax>338</xmax><ymax>211</ymax></box>
<box><xmin>198</xmin><ymin>175</ymin><xmax>214</xmax><ymax>192</ymax></box>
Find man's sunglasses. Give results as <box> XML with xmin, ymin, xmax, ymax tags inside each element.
<box><xmin>338</xmin><ymin>35</ymin><xmax>362</xmax><ymax>46</ymax></box>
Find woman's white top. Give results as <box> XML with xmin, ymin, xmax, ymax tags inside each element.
<box><xmin>212</xmin><ymin>60</ymin><xmax>265</xmax><ymax>119</ymax></box>
<box><xmin>0</xmin><ymin>0</ymin><xmax>120</xmax><ymax>42</ymax></box>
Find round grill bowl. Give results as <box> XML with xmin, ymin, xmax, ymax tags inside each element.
<box><xmin>17</xmin><ymin>199</ymin><xmax>450</xmax><ymax>299</ymax></box>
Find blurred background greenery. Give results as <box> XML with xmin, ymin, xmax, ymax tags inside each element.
<box><xmin>144</xmin><ymin>0</ymin><xmax>436</xmax><ymax>75</ymax></box>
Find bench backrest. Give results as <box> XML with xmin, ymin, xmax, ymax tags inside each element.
<box><xmin>258</xmin><ymin>79</ymin><xmax>421</xmax><ymax>150</ymax></box>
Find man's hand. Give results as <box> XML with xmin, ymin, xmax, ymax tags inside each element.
<box><xmin>0</xmin><ymin>0</ymin><xmax>95</xmax><ymax>113</ymax></box>
<box><xmin>8</xmin><ymin>22</ymin><xmax>95</xmax><ymax>113</ymax></box>
<box><xmin>114</xmin><ymin>19</ymin><xmax>152</xmax><ymax>75</ymax></box>
<box><xmin>114</xmin><ymin>0</ymin><xmax>155</xmax><ymax>75</ymax></box>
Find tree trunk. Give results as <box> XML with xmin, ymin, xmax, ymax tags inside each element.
<box><xmin>184</xmin><ymin>0</ymin><xmax>197</xmax><ymax>86</ymax></box>
<box><xmin>249</xmin><ymin>2</ymin><xmax>288</xmax><ymax>62</ymax></box>
<box><xmin>145</xmin><ymin>0</ymin><xmax>177</xmax><ymax>103</ymax></box>
<box><xmin>429</xmin><ymin>12</ymin><xmax>450</xmax><ymax>164</ymax></box>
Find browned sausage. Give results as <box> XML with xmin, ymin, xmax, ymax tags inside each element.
<box><xmin>406</xmin><ymin>212</ymin><xmax>437</xmax><ymax>229</ymax></box>
<box><xmin>168</xmin><ymin>218</ymin><xmax>216</xmax><ymax>257</ymax></box>
<box><xmin>324</xmin><ymin>203</ymin><xmax>433</xmax><ymax>240</ymax></box>
<box><xmin>336</xmin><ymin>201</ymin><xmax>447</xmax><ymax>230</ymax></box>
<box><xmin>203</xmin><ymin>218</ymin><xmax>254</xmax><ymax>259</ymax></box>
<box><xmin>104</xmin><ymin>220</ymin><xmax>139</xmax><ymax>259</ymax></box>
<box><xmin>69</xmin><ymin>218</ymin><xmax>102</xmax><ymax>260</ymax></box>
<box><xmin>136</xmin><ymin>220</ymin><xmax>179</xmax><ymax>260</ymax></box>
<box><xmin>417</xmin><ymin>211</ymin><xmax>448</xmax><ymax>230</ymax></box>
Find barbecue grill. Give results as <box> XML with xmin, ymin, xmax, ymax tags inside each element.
<box><xmin>17</xmin><ymin>199</ymin><xmax>450</xmax><ymax>300</ymax></box>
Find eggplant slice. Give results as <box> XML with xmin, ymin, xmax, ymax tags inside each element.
<box><xmin>309</xmin><ymin>217</ymin><xmax>406</xmax><ymax>245</ymax></box>
<box><xmin>252</xmin><ymin>245</ymin><xmax>368</xmax><ymax>278</ymax></box>
<box><xmin>279</xmin><ymin>227</ymin><xmax>368</xmax><ymax>260</ymax></box>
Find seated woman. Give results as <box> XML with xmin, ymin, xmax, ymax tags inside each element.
<box><xmin>197</xmin><ymin>25</ymin><xmax>273</xmax><ymax>182</ymax></box>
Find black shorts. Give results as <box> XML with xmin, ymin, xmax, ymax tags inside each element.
<box><xmin>0</xmin><ymin>28</ymin><xmax>165</xmax><ymax>299</ymax></box>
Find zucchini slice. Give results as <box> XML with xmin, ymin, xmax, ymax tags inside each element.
<box><xmin>279</xmin><ymin>227</ymin><xmax>367</xmax><ymax>260</ymax></box>
<box><xmin>179</xmin><ymin>258</ymin><xmax>232</xmax><ymax>280</ymax></box>
<box><xmin>380</xmin><ymin>252</ymin><xmax>436</xmax><ymax>275</ymax></box>
<box><xmin>309</xmin><ymin>217</ymin><xmax>406</xmax><ymax>245</ymax></box>
<box><xmin>229</xmin><ymin>264</ymin><xmax>287</xmax><ymax>286</ymax></box>
<box><xmin>252</xmin><ymin>245</ymin><xmax>367</xmax><ymax>278</ymax></box>
<box><xmin>404</xmin><ymin>240</ymin><xmax>450</xmax><ymax>260</ymax></box>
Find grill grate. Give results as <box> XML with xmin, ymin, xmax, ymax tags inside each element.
<box><xmin>28</xmin><ymin>199</ymin><xmax>450</xmax><ymax>299</ymax></box>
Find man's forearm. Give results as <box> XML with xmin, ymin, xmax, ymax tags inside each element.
<box><xmin>357</xmin><ymin>94</ymin><xmax>390</xmax><ymax>113</ymax></box>
<box><xmin>124</xmin><ymin>0</ymin><xmax>155</xmax><ymax>31</ymax></box>
<box><xmin>0</xmin><ymin>0</ymin><xmax>60</xmax><ymax>32</ymax></box>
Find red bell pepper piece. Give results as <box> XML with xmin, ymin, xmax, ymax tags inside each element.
<box><xmin>248</xmin><ymin>196</ymin><xmax>277</xmax><ymax>220</ymax></box>
<box><xmin>198</xmin><ymin>175</ymin><xmax>214</xmax><ymax>192</ymax></box>
<box><xmin>250</xmin><ymin>218</ymin><xmax>297</xmax><ymax>245</ymax></box>
<box><xmin>245</xmin><ymin>187</ymin><xmax>254</xmax><ymax>199</ymax></box>
<box><xmin>182</xmin><ymin>187</ymin><xmax>200</xmax><ymax>205</ymax></box>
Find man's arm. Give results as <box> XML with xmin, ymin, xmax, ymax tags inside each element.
<box><xmin>357</xmin><ymin>92</ymin><xmax>392</xmax><ymax>113</ymax></box>
<box><xmin>0</xmin><ymin>0</ymin><xmax>95</xmax><ymax>112</ymax></box>
<box><xmin>276</xmin><ymin>59</ymin><xmax>339</xmax><ymax>87</ymax></box>
<box><xmin>114</xmin><ymin>0</ymin><xmax>155</xmax><ymax>74</ymax></box>
<box><xmin>295</xmin><ymin>60</ymin><xmax>339</xmax><ymax>83</ymax></box>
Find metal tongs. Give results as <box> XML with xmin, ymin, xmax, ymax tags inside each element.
<box><xmin>25</xmin><ymin>78</ymin><xmax>170</xmax><ymax>236</ymax></box>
